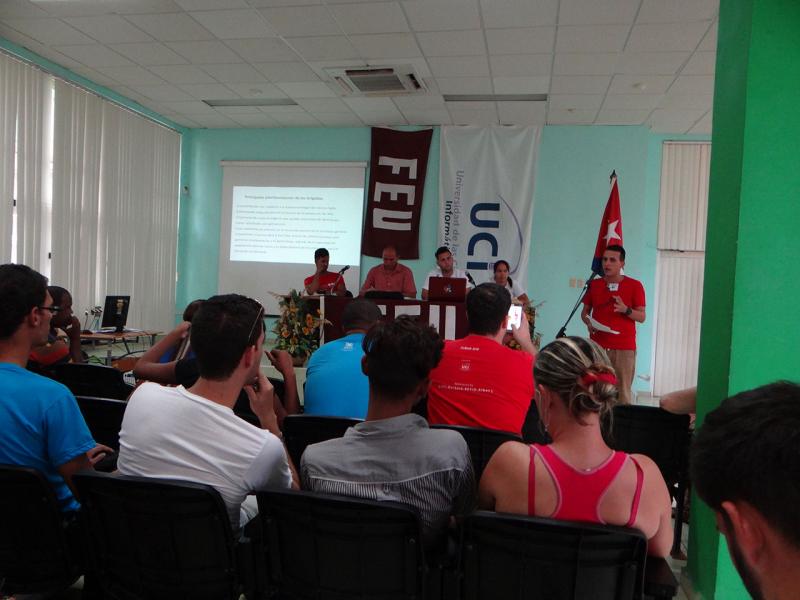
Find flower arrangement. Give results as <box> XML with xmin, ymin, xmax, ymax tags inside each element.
<box><xmin>271</xmin><ymin>290</ymin><xmax>328</xmax><ymax>362</ymax></box>
<box><xmin>506</xmin><ymin>300</ymin><xmax>543</xmax><ymax>351</ymax></box>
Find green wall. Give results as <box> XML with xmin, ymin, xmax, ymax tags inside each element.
<box><xmin>691</xmin><ymin>0</ymin><xmax>800</xmax><ymax>597</ymax></box>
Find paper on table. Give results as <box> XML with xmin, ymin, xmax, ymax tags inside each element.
<box><xmin>588</xmin><ymin>316</ymin><xmax>619</xmax><ymax>335</ymax></box>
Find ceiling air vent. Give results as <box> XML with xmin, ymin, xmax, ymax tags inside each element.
<box><xmin>325</xmin><ymin>65</ymin><xmax>426</xmax><ymax>97</ymax></box>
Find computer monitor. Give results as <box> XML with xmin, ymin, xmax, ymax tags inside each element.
<box><xmin>100</xmin><ymin>295</ymin><xmax>130</xmax><ymax>332</ymax></box>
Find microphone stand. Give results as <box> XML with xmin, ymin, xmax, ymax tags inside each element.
<box><xmin>332</xmin><ymin>268</ymin><xmax>348</xmax><ymax>296</ymax></box>
<box><xmin>555</xmin><ymin>272</ymin><xmax>598</xmax><ymax>339</ymax></box>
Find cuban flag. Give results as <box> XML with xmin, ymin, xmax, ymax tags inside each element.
<box><xmin>591</xmin><ymin>173</ymin><xmax>623</xmax><ymax>275</ymax></box>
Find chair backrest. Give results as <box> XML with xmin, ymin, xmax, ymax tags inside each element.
<box><xmin>0</xmin><ymin>465</ymin><xmax>82</xmax><ymax>596</ymax></box>
<box><xmin>51</xmin><ymin>363</ymin><xmax>134</xmax><ymax>400</ymax></box>
<box><xmin>430</xmin><ymin>424</ymin><xmax>522</xmax><ymax>479</ymax></box>
<box><xmin>257</xmin><ymin>488</ymin><xmax>427</xmax><ymax>599</ymax></box>
<box><xmin>603</xmin><ymin>405</ymin><xmax>691</xmax><ymax>490</ymax></box>
<box><xmin>282</xmin><ymin>414</ymin><xmax>362</xmax><ymax>467</ymax></box>
<box><xmin>462</xmin><ymin>511</ymin><xmax>647</xmax><ymax>600</ymax></box>
<box><xmin>74</xmin><ymin>471</ymin><xmax>243</xmax><ymax>600</ymax></box>
<box><xmin>75</xmin><ymin>396</ymin><xmax>128</xmax><ymax>450</ymax></box>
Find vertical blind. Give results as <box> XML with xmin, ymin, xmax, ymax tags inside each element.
<box><xmin>0</xmin><ymin>52</ymin><xmax>51</xmax><ymax>271</ymax></box>
<box><xmin>1</xmin><ymin>50</ymin><xmax>181</xmax><ymax>331</ymax></box>
<box><xmin>652</xmin><ymin>142</ymin><xmax>711</xmax><ymax>396</ymax></box>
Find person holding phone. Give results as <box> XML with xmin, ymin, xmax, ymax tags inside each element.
<box><xmin>492</xmin><ymin>260</ymin><xmax>529</xmax><ymax>304</ymax></box>
<box><xmin>427</xmin><ymin>283</ymin><xmax>536</xmax><ymax>436</ymax></box>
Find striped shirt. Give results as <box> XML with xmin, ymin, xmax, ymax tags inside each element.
<box><xmin>301</xmin><ymin>413</ymin><xmax>475</xmax><ymax>546</ymax></box>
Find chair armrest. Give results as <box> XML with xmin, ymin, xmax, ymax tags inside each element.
<box><xmin>644</xmin><ymin>557</ymin><xmax>679</xmax><ymax>599</ymax></box>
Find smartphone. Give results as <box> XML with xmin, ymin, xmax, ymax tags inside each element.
<box><xmin>506</xmin><ymin>305</ymin><xmax>523</xmax><ymax>331</ymax></box>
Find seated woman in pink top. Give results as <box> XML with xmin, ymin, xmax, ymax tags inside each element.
<box><xmin>478</xmin><ymin>336</ymin><xmax>672</xmax><ymax>557</ymax></box>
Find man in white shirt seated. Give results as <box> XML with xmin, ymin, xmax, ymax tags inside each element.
<box><xmin>117</xmin><ymin>294</ymin><xmax>298</xmax><ymax>533</ymax></box>
<box><xmin>421</xmin><ymin>246</ymin><xmax>472</xmax><ymax>300</ymax></box>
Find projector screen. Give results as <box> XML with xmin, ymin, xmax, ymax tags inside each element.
<box><xmin>219</xmin><ymin>161</ymin><xmax>367</xmax><ymax>315</ymax></box>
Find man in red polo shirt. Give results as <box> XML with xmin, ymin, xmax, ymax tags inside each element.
<box><xmin>580</xmin><ymin>244</ymin><xmax>646</xmax><ymax>404</ymax></box>
<box><xmin>427</xmin><ymin>283</ymin><xmax>536</xmax><ymax>435</ymax></box>
<box><xmin>304</xmin><ymin>248</ymin><xmax>346</xmax><ymax>296</ymax></box>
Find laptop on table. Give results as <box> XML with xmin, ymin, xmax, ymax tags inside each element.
<box><xmin>427</xmin><ymin>277</ymin><xmax>467</xmax><ymax>302</ymax></box>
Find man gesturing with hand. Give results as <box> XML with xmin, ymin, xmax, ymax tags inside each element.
<box><xmin>118</xmin><ymin>294</ymin><xmax>298</xmax><ymax>534</ymax></box>
<box><xmin>581</xmin><ymin>245</ymin><xmax>646</xmax><ymax>404</ymax></box>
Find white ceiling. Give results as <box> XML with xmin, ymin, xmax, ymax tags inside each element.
<box><xmin>0</xmin><ymin>0</ymin><xmax>717</xmax><ymax>133</ymax></box>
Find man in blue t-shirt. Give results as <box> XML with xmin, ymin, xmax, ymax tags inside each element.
<box><xmin>0</xmin><ymin>264</ymin><xmax>106</xmax><ymax>512</ymax></box>
<box><xmin>304</xmin><ymin>299</ymin><xmax>382</xmax><ymax>419</ymax></box>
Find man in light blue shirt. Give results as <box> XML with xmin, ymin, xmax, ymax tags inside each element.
<box><xmin>304</xmin><ymin>299</ymin><xmax>381</xmax><ymax>419</ymax></box>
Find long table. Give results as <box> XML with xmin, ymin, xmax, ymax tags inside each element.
<box><xmin>312</xmin><ymin>296</ymin><xmax>468</xmax><ymax>343</ymax></box>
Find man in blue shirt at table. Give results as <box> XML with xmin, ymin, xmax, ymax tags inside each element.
<box><xmin>304</xmin><ymin>299</ymin><xmax>381</xmax><ymax>419</ymax></box>
<box><xmin>0</xmin><ymin>263</ymin><xmax>108</xmax><ymax>512</ymax></box>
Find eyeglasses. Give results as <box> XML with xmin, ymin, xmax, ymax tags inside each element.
<box><xmin>37</xmin><ymin>305</ymin><xmax>62</xmax><ymax>314</ymax></box>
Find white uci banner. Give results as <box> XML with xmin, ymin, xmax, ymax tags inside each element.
<box><xmin>439</xmin><ymin>126</ymin><xmax>541</xmax><ymax>288</ymax></box>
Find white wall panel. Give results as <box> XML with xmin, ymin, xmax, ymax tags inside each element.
<box><xmin>652</xmin><ymin>141</ymin><xmax>710</xmax><ymax>396</ymax></box>
<box><xmin>652</xmin><ymin>251</ymin><xmax>705</xmax><ymax>395</ymax></box>
<box><xmin>657</xmin><ymin>141</ymin><xmax>711</xmax><ymax>251</ymax></box>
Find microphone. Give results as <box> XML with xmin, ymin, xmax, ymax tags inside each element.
<box><xmin>338</xmin><ymin>265</ymin><xmax>350</xmax><ymax>274</ymax></box>
<box><xmin>466</xmin><ymin>271</ymin><xmax>476</xmax><ymax>286</ymax></box>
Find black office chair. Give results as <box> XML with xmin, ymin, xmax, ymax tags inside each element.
<box><xmin>430</xmin><ymin>424</ymin><xmax>522</xmax><ymax>479</ymax></box>
<box><xmin>75</xmin><ymin>395</ymin><xmax>127</xmax><ymax>450</ymax></box>
<box><xmin>0</xmin><ymin>465</ymin><xmax>83</xmax><ymax>597</ymax></box>
<box><xmin>602</xmin><ymin>405</ymin><xmax>692</xmax><ymax>557</ymax></box>
<box><xmin>257</xmin><ymin>488</ymin><xmax>429</xmax><ymax>600</ymax></box>
<box><xmin>75</xmin><ymin>471</ymin><xmax>256</xmax><ymax>600</ymax></box>
<box><xmin>462</xmin><ymin>511</ymin><xmax>649</xmax><ymax>600</ymax></box>
<box><xmin>50</xmin><ymin>363</ymin><xmax>135</xmax><ymax>400</ymax></box>
<box><xmin>521</xmin><ymin>399</ymin><xmax>552</xmax><ymax>445</ymax></box>
<box><xmin>75</xmin><ymin>395</ymin><xmax>127</xmax><ymax>471</ymax></box>
<box><xmin>282</xmin><ymin>414</ymin><xmax>361</xmax><ymax>467</ymax></box>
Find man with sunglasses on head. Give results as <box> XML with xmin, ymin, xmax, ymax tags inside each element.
<box><xmin>0</xmin><ymin>264</ymin><xmax>111</xmax><ymax>513</ymax></box>
<box><xmin>118</xmin><ymin>294</ymin><xmax>299</xmax><ymax>534</ymax></box>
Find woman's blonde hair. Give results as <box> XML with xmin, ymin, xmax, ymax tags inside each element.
<box><xmin>533</xmin><ymin>336</ymin><xmax>619</xmax><ymax>423</ymax></box>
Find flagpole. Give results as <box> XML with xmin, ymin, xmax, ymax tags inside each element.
<box><xmin>555</xmin><ymin>171</ymin><xmax>620</xmax><ymax>339</ymax></box>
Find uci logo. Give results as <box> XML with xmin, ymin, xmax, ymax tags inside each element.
<box><xmin>465</xmin><ymin>196</ymin><xmax>524</xmax><ymax>275</ymax></box>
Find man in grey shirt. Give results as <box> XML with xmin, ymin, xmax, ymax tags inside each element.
<box><xmin>301</xmin><ymin>316</ymin><xmax>475</xmax><ymax>547</ymax></box>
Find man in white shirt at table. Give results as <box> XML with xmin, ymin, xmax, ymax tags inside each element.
<box><xmin>421</xmin><ymin>246</ymin><xmax>472</xmax><ymax>301</ymax></box>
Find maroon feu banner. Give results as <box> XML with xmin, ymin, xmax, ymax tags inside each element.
<box><xmin>362</xmin><ymin>127</ymin><xmax>433</xmax><ymax>259</ymax></box>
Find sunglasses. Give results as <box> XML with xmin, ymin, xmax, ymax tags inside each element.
<box><xmin>245</xmin><ymin>303</ymin><xmax>265</xmax><ymax>345</ymax></box>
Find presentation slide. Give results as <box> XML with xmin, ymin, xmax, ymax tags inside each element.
<box><xmin>218</xmin><ymin>161</ymin><xmax>367</xmax><ymax>315</ymax></box>
<box><xmin>230</xmin><ymin>186</ymin><xmax>363</xmax><ymax>264</ymax></box>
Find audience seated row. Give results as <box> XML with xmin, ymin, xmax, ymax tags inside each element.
<box><xmin>4</xmin><ymin>262</ymin><xmax>794</xmax><ymax>599</ymax></box>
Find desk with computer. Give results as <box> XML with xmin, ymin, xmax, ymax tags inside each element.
<box><xmin>80</xmin><ymin>295</ymin><xmax>159</xmax><ymax>365</ymax></box>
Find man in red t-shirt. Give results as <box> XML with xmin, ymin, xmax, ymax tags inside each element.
<box><xmin>580</xmin><ymin>245</ymin><xmax>646</xmax><ymax>404</ymax></box>
<box><xmin>427</xmin><ymin>283</ymin><xmax>536</xmax><ymax>435</ymax></box>
<box><xmin>304</xmin><ymin>248</ymin><xmax>347</xmax><ymax>296</ymax></box>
